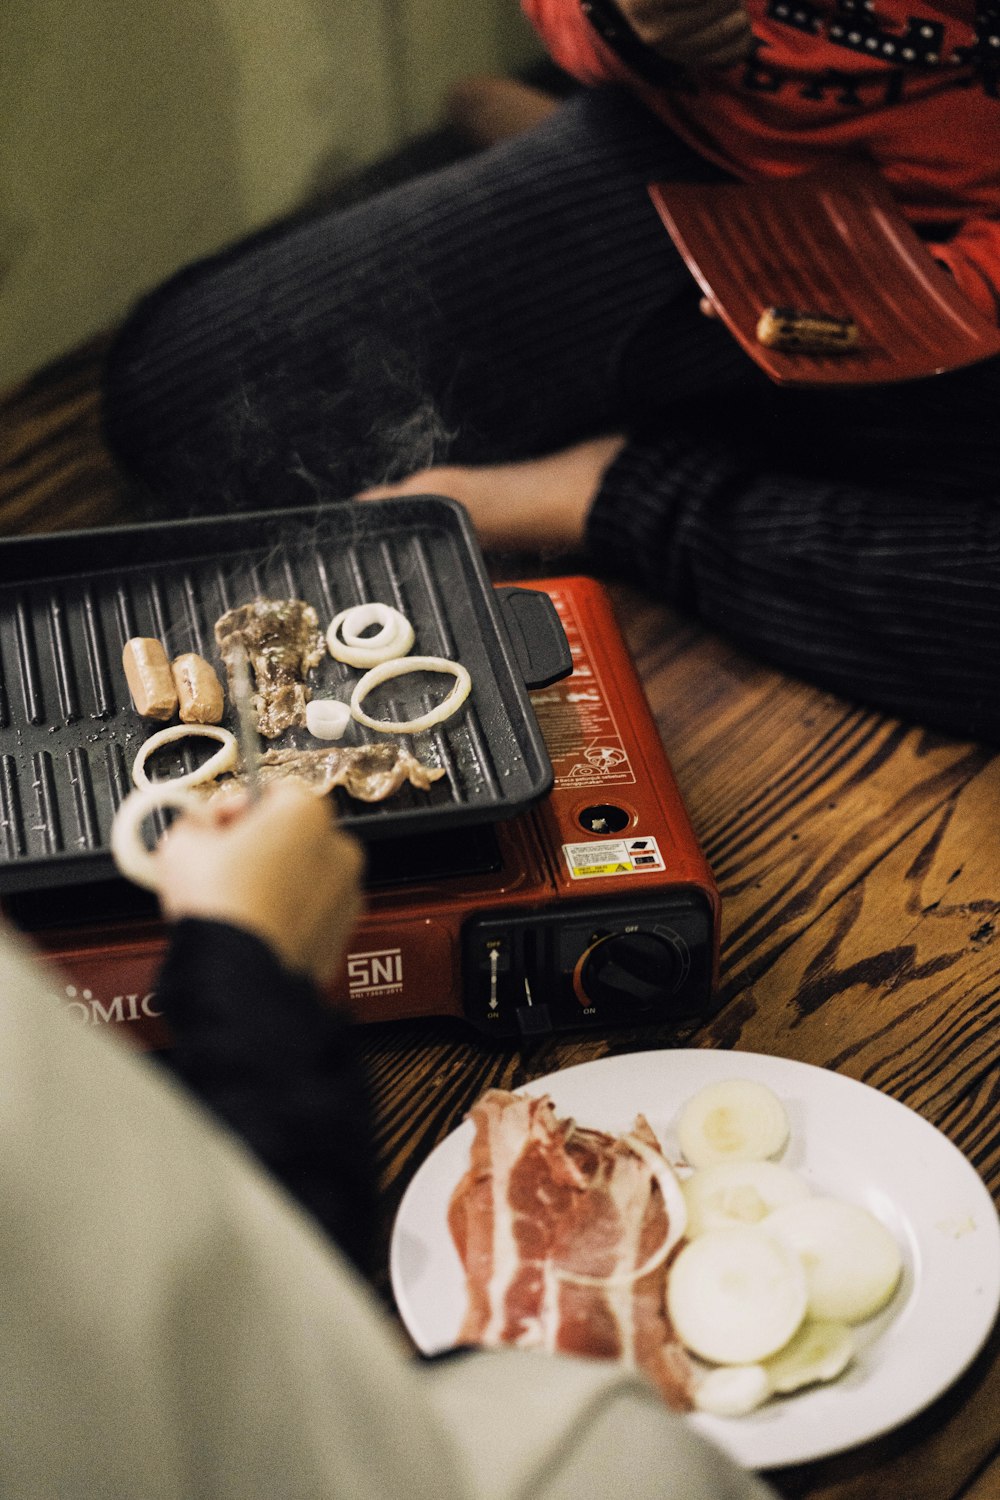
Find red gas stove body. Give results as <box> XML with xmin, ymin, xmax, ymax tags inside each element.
<box><xmin>23</xmin><ymin>577</ymin><xmax>720</xmax><ymax>1049</ymax></box>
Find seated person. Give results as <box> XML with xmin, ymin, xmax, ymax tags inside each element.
<box><xmin>102</xmin><ymin>0</ymin><xmax>1000</xmax><ymax>743</ymax></box>
<box><xmin>0</xmin><ymin>783</ymin><xmax>777</xmax><ymax>1499</ymax></box>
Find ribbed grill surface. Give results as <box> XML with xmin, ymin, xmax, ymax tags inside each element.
<box><xmin>0</xmin><ymin>500</ymin><xmax>548</xmax><ymax>893</ymax></box>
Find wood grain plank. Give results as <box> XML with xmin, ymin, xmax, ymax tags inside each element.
<box><xmin>697</xmin><ymin>756</ymin><xmax>1000</xmax><ymax>1189</ymax></box>
<box><xmin>614</xmin><ymin>590</ymin><xmax>993</xmax><ymax>1000</ymax></box>
<box><xmin>692</xmin><ymin>755</ymin><xmax>1000</xmax><ymax>1500</ymax></box>
<box><xmin>0</xmin><ymin>336</ymin><xmax>131</xmax><ymax>534</ymax></box>
<box><xmin>958</xmin><ymin>1450</ymin><xmax>1000</xmax><ymax>1500</ymax></box>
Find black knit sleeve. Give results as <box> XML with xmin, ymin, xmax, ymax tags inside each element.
<box><xmin>586</xmin><ymin>435</ymin><xmax>1000</xmax><ymax>744</ymax></box>
<box><xmin>152</xmin><ymin>918</ymin><xmax>378</xmax><ymax>1276</ymax></box>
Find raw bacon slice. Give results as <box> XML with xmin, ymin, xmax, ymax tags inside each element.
<box><xmin>448</xmin><ymin>1089</ymin><xmax>694</xmax><ymax>1410</ymax></box>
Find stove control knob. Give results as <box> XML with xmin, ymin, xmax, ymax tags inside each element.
<box><xmin>576</xmin><ymin>930</ymin><xmax>678</xmax><ymax>1015</ymax></box>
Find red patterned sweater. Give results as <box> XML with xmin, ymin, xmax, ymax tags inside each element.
<box><xmin>523</xmin><ymin>0</ymin><xmax>1000</xmax><ymax>320</ymax></box>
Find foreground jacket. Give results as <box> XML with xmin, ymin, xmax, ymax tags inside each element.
<box><xmin>0</xmin><ymin>923</ymin><xmax>777</xmax><ymax>1500</ymax></box>
<box><xmin>523</xmin><ymin>0</ymin><xmax>1000</xmax><ymax>321</ymax></box>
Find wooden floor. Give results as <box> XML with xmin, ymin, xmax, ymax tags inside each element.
<box><xmin>0</xmin><ymin>334</ymin><xmax>132</xmax><ymax>534</ymax></box>
<box><xmin>2</xmin><ymin>334</ymin><xmax>998</xmax><ymax>1500</ymax></box>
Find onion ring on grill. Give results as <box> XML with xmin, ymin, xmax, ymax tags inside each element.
<box><xmin>305</xmin><ymin>697</ymin><xmax>352</xmax><ymax>740</ymax></box>
<box><xmin>350</xmin><ymin>655</ymin><xmax>472</xmax><ymax>734</ymax></box>
<box><xmin>131</xmin><ymin>723</ymin><xmax>238</xmax><ymax>790</ymax></box>
<box><xmin>327</xmin><ymin>603</ymin><xmax>415</xmax><ymax>668</ymax></box>
<box><xmin>111</xmin><ymin>783</ymin><xmax>205</xmax><ymax>890</ymax></box>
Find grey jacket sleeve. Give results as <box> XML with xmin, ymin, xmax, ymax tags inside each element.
<box><xmin>0</xmin><ymin>924</ymin><xmax>776</xmax><ymax>1500</ymax></box>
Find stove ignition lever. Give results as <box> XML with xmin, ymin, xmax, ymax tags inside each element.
<box><xmin>489</xmin><ymin>947</ymin><xmax>500</xmax><ymax>1011</ymax></box>
<box><xmin>516</xmin><ymin>974</ymin><xmax>553</xmax><ymax>1041</ymax></box>
<box><xmin>476</xmin><ymin>937</ymin><xmax>514</xmax><ymax>1022</ymax></box>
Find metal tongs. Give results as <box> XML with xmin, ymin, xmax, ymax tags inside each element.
<box><xmin>110</xmin><ymin>647</ymin><xmax>262</xmax><ymax>889</ymax></box>
<box><xmin>230</xmin><ymin>645</ymin><xmax>262</xmax><ymax>801</ymax></box>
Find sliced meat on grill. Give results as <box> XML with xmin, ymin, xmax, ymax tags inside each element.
<box><xmin>206</xmin><ymin>742</ymin><xmax>445</xmax><ymax>802</ymax></box>
<box><xmin>448</xmin><ymin>1090</ymin><xmax>694</xmax><ymax>1410</ymax></box>
<box><xmin>256</xmin><ymin>743</ymin><xmax>445</xmax><ymax>800</ymax></box>
<box><xmin>215</xmin><ymin>598</ymin><xmax>326</xmax><ymax>738</ymax></box>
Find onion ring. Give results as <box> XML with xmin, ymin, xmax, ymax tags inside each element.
<box><xmin>350</xmin><ymin>655</ymin><xmax>472</xmax><ymax>734</ymax></box>
<box><xmin>305</xmin><ymin>698</ymin><xmax>352</xmax><ymax>740</ymax></box>
<box><xmin>327</xmin><ymin>603</ymin><xmax>415</xmax><ymax>668</ymax></box>
<box><xmin>131</xmin><ymin>723</ymin><xmax>238</xmax><ymax>790</ymax></box>
<box><xmin>110</xmin><ymin>783</ymin><xmax>205</xmax><ymax>891</ymax></box>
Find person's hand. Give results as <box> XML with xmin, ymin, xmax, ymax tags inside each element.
<box><xmin>153</xmin><ymin>784</ymin><xmax>365</xmax><ymax>986</ymax></box>
<box><xmin>613</xmin><ymin>0</ymin><xmax>753</xmax><ymax>69</ymax></box>
<box><xmin>358</xmin><ymin>434</ymin><xmax>626</xmax><ymax>553</ymax></box>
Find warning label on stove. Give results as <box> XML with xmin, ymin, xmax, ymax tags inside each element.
<box><xmin>563</xmin><ymin>836</ymin><xmax>666</xmax><ymax>880</ymax></box>
<box><xmin>530</xmin><ymin>588</ymin><xmax>636</xmax><ymax>789</ymax></box>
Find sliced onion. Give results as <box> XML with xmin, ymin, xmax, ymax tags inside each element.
<box><xmin>327</xmin><ymin>603</ymin><xmax>415</xmax><ymax>668</ymax></box>
<box><xmin>682</xmin><ymin>1160</ymin><xmax>810</xmax><ymax>1238</ymax></box>
<box><xmin>667</xmin><ymin>1226</ymin><xmax>808</xmax><ymax>1364</ymax></box>
<box><xmin>339</xmin><ymin>603</ymin><xmax>404</xmax><ymax>647</ymax></box>
<box><xmin>350</xmin><ymin>655</ymin><xmax>471</xmax><ymax>734</ymax></box>
<box><xmin>694</xmin><ymin>1364</ymin><xmax>772</xmax><ymax>1417</ymax></box>
<box><xmin>554</xmin><ymin>1132</ymin><xmax>688</xmax><ymax>1288</ymax></box>
<box><xmin>132</xmin><ymin>724</ymin><xmax>238</xmax><ymax>790</ymax></box>
<box><xmin>111</xmin><ymin>783</ymin><xmax>204</xmax><ymax>890</ymax></box>
<box><xmin>677</xmin><ymin>1078</ymin><xmax>790</xmax><ymax>1168</ymax></box>
<box><xmin>764</xmin><ymin>1319</ymin><xmax>854</xmax><ymax>1393</ymax></box>
<box><xmin>305</xmin><ymin>697</ymin><xmax>352</xmax><ymax>740</ymax></box>
<box><xmin>764</xmin><ymin>1197</ymin><xmax>902</xmax><ymax>1323</ymax></box>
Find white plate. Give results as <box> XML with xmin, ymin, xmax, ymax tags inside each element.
<box><xmin>390</xmin><ymin>1049</ymin><xmax>1000</xmax><ymax>1470</ymax></box>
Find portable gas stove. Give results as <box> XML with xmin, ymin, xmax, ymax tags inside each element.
<box><xmin>0</xmin><ymin>503</ymin><xmax>719</xmax><ymax>1048</ymax></box>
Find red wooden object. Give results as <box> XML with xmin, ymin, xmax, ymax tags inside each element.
<box><xmin>649</xmin><ymin>165</ymin><xmax>1000</xmax><ymax>386</ymax></box>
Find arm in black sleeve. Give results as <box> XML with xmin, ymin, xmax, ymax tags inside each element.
<box><xmin>587</xmin><ymin>434</ymin><xmax>1000</xmax><ymax>743</ymax></box>
<box><xmin>152</xmin><ymin>918</ymin><xmax>378</xmax><ymax>1276</ymax></box>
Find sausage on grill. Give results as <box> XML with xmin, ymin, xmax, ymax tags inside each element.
<box><xmin>122</xmin><ymin>638</ymin><xmax>178</xmax><ymax>721</ymax></box>
<box><xmin>171</xmin><ymin>652</ymin><xmax>225</xmax><ymax>724</ymax></box>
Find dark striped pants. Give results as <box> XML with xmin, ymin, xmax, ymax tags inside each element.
<box><xmin>103</xmin><ymin>87</ymin><xmax>1000</xmax><ymax>740</ymax></box>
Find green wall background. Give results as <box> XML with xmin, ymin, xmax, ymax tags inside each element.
<box><xmin>1</xmin><ymin>0</ymin><xmax>541</xmax><ymax>389</ymax></box>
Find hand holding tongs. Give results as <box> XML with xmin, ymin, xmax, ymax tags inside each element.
<box><xmin>111</xmin><ymin>647</ymin><xmax>261</xmax><ymax>891</ymax></box>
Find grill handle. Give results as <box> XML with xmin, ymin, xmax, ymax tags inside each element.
<box><xmin>493</xmin><ymin>587</ymin><xmax>573</xmax><ymax>690</ymax></box>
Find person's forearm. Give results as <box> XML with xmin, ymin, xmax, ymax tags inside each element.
<box><xmin>588</xmin><ymin>437</ymin><xmax>1000</xmax><ymax>742</ymax></box>
<box><xmin>153</xmin><ymin>918</ymin><xmax>378</xmax><ymax>1275</ymax></box>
